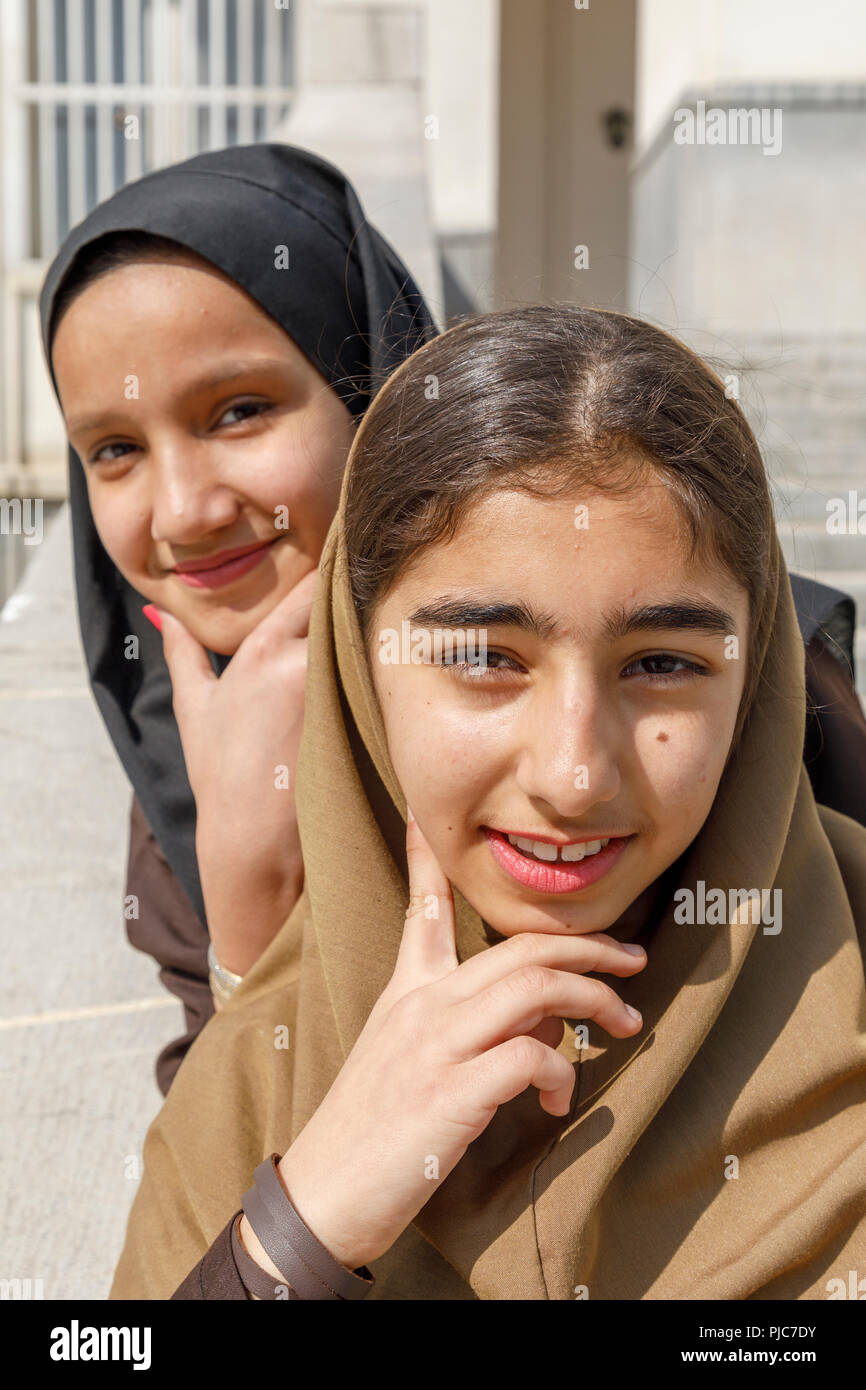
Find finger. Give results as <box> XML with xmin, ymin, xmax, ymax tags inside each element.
<box><xmin>391</xmin><ymin>808</ymin><xmax>459</xmax><ymax>988</ymax></box>
<box><xmin>524</xmin><ymin>1015</ymin><xmax>566</xmax><ymax>1051</ymax></box>
<box><xmin>438</xmin><ymin>929</ymin><xmax>647</xmax><ymax>1006</ymax></box>
<box><xmin>462</xmin><ymin>1033</ymin><xmax>576</xmax><ymax>1117</ymax></box>
<box><xmin>156</xmin><ymin>607</ymin><xmax>217</xmax><ymax>718</ymax></box>
<box><xmin>446</xmin><ymin>968</ymin><xmax>642</xmax><ymax>1061</ymax></box>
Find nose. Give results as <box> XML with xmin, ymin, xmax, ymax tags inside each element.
<box><xmin>512</xmin><ymin>667</ymin><xmax>622</xmax><ymax>818</ymax></box>
<box><xmin>148</xmin><ymin>435</ymin><xmax>240</xmax><ymax>546</ymax></box>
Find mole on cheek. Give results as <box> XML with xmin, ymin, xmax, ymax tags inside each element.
<box><xmin>656</xmin><ymin>731</ymin><xmax>668</xmax><ymax>742</ymax></box>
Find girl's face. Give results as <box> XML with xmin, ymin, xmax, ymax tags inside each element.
<box><xmin>52</xmin><ymin>253</ymin><xmax>356</xmax><ymax>654</ymax></box>
<box><xmin>369</xmin><ymin>483</ymin><xmax>751</xmax><ymax>937</ymax></box>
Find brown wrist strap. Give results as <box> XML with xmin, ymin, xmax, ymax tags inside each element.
<box><xmin>241</xmin><ymin>1153</ymin><xmax>375</xmax><ymax>1301</ymax></box>
<box><xmin>231</xmin><ymin>1213</ymin><xmax>301</xmax><ymax>1300</ymax></box>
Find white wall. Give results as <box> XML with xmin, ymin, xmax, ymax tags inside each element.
<box><xmin>314</xmin><ymin>0</ymin><xmax>499</xmax><ymax>235</ymax></box>
<box><xmin>636</xmin><ymin>0</ymin><xmax>866</xmax><ymax>151</ymax></box>
<box><xmin>419</xmin><ymin>0</ymin><xmax>498</xmax><ymax>235</ymax></box>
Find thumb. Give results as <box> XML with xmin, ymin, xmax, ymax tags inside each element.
<box><xmin>391</xmin><ymin>806</ymin><xmax>459</xmax><ymax>990</ymax></box>
<box><xmin>145</xmin><ymin>604</ymin><xmax>216</xmax><ymax>720</ymax></box>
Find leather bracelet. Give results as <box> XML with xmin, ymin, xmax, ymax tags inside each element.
<box><xmin>241</xmin><ymin>1153</ymin><xmax>375</xmax><ymax>1300</ymax></box>
<box><xmin>230</xmin><ymin>1213</ymin><xmax>300</xmax><ymax>1300</ymax></box>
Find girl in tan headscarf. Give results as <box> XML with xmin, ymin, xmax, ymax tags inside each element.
<box><xmin>111</xmin><ymin>306</ymin><xmax>866</xmax><ymax>1300</ymax></box>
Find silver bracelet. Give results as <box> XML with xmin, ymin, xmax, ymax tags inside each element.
<box><xmin>207</xmin><ymin>942</ymin><xmax>243</xmax><ymax>1004</ymax></box>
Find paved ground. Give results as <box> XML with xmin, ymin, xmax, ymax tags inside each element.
<box><xmin>0</xmin><ymin>506</ymin><xmax>180</xmax><ymax>1300</ymax></box>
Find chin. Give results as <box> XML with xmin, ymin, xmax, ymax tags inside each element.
<box><xmin>200</xmin><ymin>632</ymin><xmax>243</xmax><ymax>657</ymax></box>
<box><xmin>177</xmin><ymin>611</ymin><xmax>248</xmax><ymax>656</ymax></box>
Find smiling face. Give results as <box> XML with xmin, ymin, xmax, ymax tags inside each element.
<box><xmin>51</xmin><ymin>252</ymin><xmax>356</xmax><ymax>653</ymax></box>
<box><xmin>368</xmin><ymin>482</ymin><xmax>750</xmax><ymax>937</ymax></box>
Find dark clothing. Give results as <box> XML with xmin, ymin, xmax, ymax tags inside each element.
<box><xmin>125</xmin><ymin>794</ymin><xmax>214</xmax><ymax>1096</ymax></box>
<box><xmin>803</xmin><ymin>635</ymin><xmax>866</xmax><ymax>826</ymax></box>
<box><xmin>171</xmin><ymin>1215</ymin><xmax>249</xmax><ymax>1300</ymax></box>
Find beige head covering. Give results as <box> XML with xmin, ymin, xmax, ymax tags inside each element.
<box><xmin>110</xmin><ymin>392</ymin><xmax>866</xmax><ymax>1300</ymax></box>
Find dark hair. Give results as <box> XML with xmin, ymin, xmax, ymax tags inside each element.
<box><xmin>49</xmin><ymin>230</ymin><xmax>203</xmax><ymax>344</ymax></box>
<box><xmin>344</xmin><ymin>304</ymin><xmax>776</xmax><ymax>728</ymax></box>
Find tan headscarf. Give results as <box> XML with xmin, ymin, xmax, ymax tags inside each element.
<box><xmin>110</xmin><ymin>401</ymin><xmax>866</xmax><ymax>1300</ymax></box>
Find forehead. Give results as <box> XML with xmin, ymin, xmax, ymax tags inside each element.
<box><xmin>53</xmin><ymin>255</ymin><xmax>292</xmax><ymax>353</ymax></box>
<box><xmin>50</xmin><ymin>255</ymin><xmax>309</xmax><ymax>398</ymax></box>
<box><xmin>391</xmin><ymin>485</ymin><xmax>746</xmax><ymax>614</ymax></box>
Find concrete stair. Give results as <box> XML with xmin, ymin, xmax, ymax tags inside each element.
<box><xmin>733</xmin><ymin>335</ymin><xmax>866</xmax><ymax>698</ymax></box>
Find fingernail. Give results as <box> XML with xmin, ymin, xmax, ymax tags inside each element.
<box><xmin>623</xmin><ymin>943</ymin><xmax>645</xmax><ymax>956</ymax></box>
<box><xmin>142</xmin><ymin>604</ymin><xmax>163</xmax><ymax>633</ymax></box>
<box><xmin>625</xmin><ymin>1005</ymin><xmax>642</xmax><ymax>1021</ymax></box>
<box><xmin>406</xmin><ymin>805</ymin><xmax>415</xmax><ymax>824</ymax></box>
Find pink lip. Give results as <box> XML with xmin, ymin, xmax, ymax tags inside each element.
<box><xmin>171</xmin><ymin>538</ymin><xmax>278</xmax><ymax>590</ymax></box>
<box><xmin>483</xmin><ymin>826</ymin><xmax>631</xmax><ymax>894</ymax></box>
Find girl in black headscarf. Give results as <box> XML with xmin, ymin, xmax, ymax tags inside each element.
<box><xmin>39</xmin><ymin>143</ymin><xmax>438</xmax><ymax>1093</ymax></box>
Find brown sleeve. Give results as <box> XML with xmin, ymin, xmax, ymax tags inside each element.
<box><xmin>803</xmin><ymin>635</ymin><xmax>866</xmax><ymax>828</ymax></box>
<box><xmin>171</xmin><ymin>1213</ymin><xmax>250</xmax><ymax>1300</ymax></box>
<box><xmin>124</xmin><ymin>793</ymin><xmax>215</xmax><ymax>1096</ymax></box>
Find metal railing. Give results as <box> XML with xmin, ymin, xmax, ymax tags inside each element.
<box><xmin>0</xmin><ymin>0</ymin><xmax>295</xmax><ymax>500</ymax></box>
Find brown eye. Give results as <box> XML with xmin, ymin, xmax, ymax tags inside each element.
<box><xmin>217</xmin><ymin>401</ymin><xmax>271</xmax><ymax>426</ymax></box>
<box><xmin>621</xmin><ymin>653</ymin><xmax>708</xmax><ymax>682</ymax></box>
<box><xmin>443</xmin><ymin>650</ymin><xmax>524</xmax><ymax>680</ymax></box>
<box><xmin>90</xmin><ymin>441</ymin><xmax>137</xmax><ymax>463</ymax></box>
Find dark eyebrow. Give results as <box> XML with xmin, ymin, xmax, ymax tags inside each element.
<box><xmin>602</xmin><ymin>601</ymin><xmax>736</xmax><ymax>639</ymax></box>
<box><xmin>408</xmin><ymin>598</ymin><xmax>558</xmax><ymax>638</ymax></box>
<box><xmin>407</xmin><ymin>594</ymin><xmax>736</xmax><ymax>640</ymax></box>
<box><xmin>65</xmin><ymin>358</ymin><xmax>294</xmax><ymax>438</ymax></box>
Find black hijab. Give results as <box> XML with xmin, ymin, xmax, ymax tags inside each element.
<box><xmin>39</xmin><ymin>142</ymin><xmax>439</xmax><ymax>924</ymax></box>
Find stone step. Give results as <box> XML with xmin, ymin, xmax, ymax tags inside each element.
<box><xmin>732</xmin><ymin>337</ymin><xmax>866</xmax><ymax>369</ymax></box>
<box><xmin>777</xmin><ymin>520</ymin><xmax>866</xmax><ymax>571</ymax></box>
<box><xmin>770</xmin><ymin>477</ymin><xmax>866</xmax><ymax>524</ymax></box>
<box><xmin>762</xmin><ymin>441</ymin><xmax>866</xmax><ymax>476</ymax></box>
<box><xmin>746</xmin><ymin>412</ymin><xmax>866</xmax><ymax>441</ymax></box>
<box><xmin>740</xmin><ymin>382</ymin><xmax>866</xmax><ymax>404</ymax></box>
<box><xmin>737</xmin><ymin>359</ymin><xmax>866</xmax><ymax>380</ymax></box>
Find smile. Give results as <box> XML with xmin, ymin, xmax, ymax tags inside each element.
<box><xmin>483</xmin><ymin>826</ymin><xmax>632</xmax><ymax>894</ymax></box>
<box><xmin>504</xmin><ymin>833</ymin><xmax>610</xmax><ymax>862</ymax></box>
<box><xmin>170</xmin><ymin>537</ymin><xmax>280</xmax><ymax>590</ymax></box>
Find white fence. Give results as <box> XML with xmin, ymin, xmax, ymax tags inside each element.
<box><xmin>0</xmin><ymin>0</ymin><xmax>295</xmax><ymax>509</ymax></box>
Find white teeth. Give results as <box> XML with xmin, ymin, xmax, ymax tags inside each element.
<box><xmin>561</xmin><ymin>842</ymin><xmax>587</xmax><ymax>862</ymax></box>
<box><xmin>506</xmin><ymin>834</ymin><xmax>611</xmax><ymax>863</ymax></box>
<box><xmin>532</xmin><ymin>840</ymin><xmax>558</xmax><ymax>861</ymax></box>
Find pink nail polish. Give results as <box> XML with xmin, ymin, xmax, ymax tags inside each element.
<box><xmin>142</xmin><ymin>604</ymin><xmax>163</xmax><ymax>633</ymax></box>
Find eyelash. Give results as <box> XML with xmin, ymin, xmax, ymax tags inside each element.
<box><xmin>441</xmin><ymin>650</ymin><xmax>710</xmax><ymax>686</ymax></box>
<box><xmin>87</xmin><ymin>399</ymin><xmax>272</xmax><ymax>464</ymax></box>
